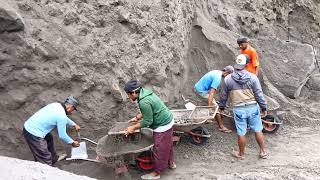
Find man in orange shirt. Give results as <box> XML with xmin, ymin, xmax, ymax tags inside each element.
<box><xmin>237</xmin><ymin>37</ymin><xmax>259</xmax><ymax>75</ymax></box>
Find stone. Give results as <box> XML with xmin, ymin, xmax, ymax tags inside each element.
<box><xmin>256</xmin><ymin>39</ymin><xmax>316</xmax><ymax>98</ymax></box>
<box><xmin>0</xmin><ymin>4</ymin><xmax>24</xmax><ymax>33</ymax></box>
<box><xmin>63</xmin><ymin>11</ymin><xmax>80</xmax><ymax>25</ymax></box>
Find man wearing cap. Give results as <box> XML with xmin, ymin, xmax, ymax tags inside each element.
<box><xmin>23</xmin><ymin>96</ymin><xmax>81</xmax><ymax>166</ymax></box>
<box><xmin>194</xmin><ymin>66</ymin><xmax>234</xmax><ymax>133</ymax></box>
<box><xmin>237</xmin><ymin>37</ymin><xmax>260</xmax><ymax>75</ymax></box>
<box><xmin>124</xmin><ymin>80</ymin><xmax>175</xmax><ymax>180</ymax></box>
<box><xmin>219</xmin><ymin>54</ymin><xmax>268</xmax><ymax>160</ymax></box>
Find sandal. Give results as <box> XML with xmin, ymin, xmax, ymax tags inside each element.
<box><xmin>218</xmin><ymin>128</ymin><xmax>232</xmax><ymax>133</ymax></box>
<box><xmin>169</xmin><ymin>162</ymin><xmax>177</xmax><ymax>169</ymax></box>
<box><xmin>259</xmin><ymin>153</ymin><xmax>269</xmax><ymax>159</ymax></box>
<box><xmin>141</xmin><ymin>174</ymin><xmax>160</xmax><ymax>180</ymax></box>
<box><xmin>231</xmin><ymin>150</ymin><xmax>245</xmax><ymax>160</ymax></box>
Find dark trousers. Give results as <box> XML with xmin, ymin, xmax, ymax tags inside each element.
<box><xmin>23</xmin><ymin>128</ymin><xmax>58</xmax><ymax>166</ymax></box>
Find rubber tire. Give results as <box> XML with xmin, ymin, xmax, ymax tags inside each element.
<box><xmin>262</xmin><ymin>115</ymin><xmax>281</xmax><ymax>134</ymax></box>
<box><xmin>135</xmin><ymin>151</ymin><xmax>154</xmax><ymax>172</ymax></box>
<box><xmin>188</xmin><ymin>127</ymin><xmax>209</xmax><ymax>146</ymax></box>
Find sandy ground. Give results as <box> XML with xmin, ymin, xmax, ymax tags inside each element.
<box><xmin>1</xmin><ymin>0</ymin><xmax>320</xmax><ymax>179</ymax></box>
<box><xmin>52</xmin><ymin>119</ymin><xmax>320</xmax><ymax>180</ymax></box>
<box><xmin>0</xmin><ymin>156</ymin><xmax>95</xmax><ymax>180</ymax></box>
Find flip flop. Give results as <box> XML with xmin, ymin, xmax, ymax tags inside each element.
<box><xmin>231</xmin><ymin>150</ymin><xmax>245</xmax><ymax>160</ymax></box>
<box><xmin>218</xmin><ymin>128</ymin><xmax>232</xmax><ymax>133</ymax></box>
<box><xmin>169</xmin><ymin>162</ymin><xmax>177</xmax><ymax>169</ymax></box>
<box><xmin>141</xmin><ymin>174</ymin><xmax>160</xmax><ymax>180</ymax></box>
<box><xmin>259</xmin><ymin>153</ymin><xmax>269</xmax><ymax>159</ymax></box>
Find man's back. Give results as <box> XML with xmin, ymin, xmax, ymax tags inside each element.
<box><xmin>138</xmin><ymin>88</ymin><xmax>172</xmax><ymax>129</ymax></box>
<box><xmin>220</xmin><ymin>69</ymin><xmax>266</xmax><ymax>110</ymax></box>
<box><xmin>194</xmin><ymin>70</ymin><xmax>222</xmax><ymax>94</ymax></box>
<box><xmin>24</xmin><ymin>102</ymin><xmax>74</xmax><ymax>143</ymax></box>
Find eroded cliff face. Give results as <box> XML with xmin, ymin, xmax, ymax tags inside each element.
<box><xmin>0</xmin><ymin>0</ymin><xmax>195</xmax><ymax>157</ymax></box>
<box><xmin>1</xmin><ymin>0</ymin><xmax>320</xmax><ymax>158</ymax></box>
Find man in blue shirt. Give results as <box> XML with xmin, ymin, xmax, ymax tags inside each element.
<box><xmin>23</xmin><ymin>96</ymin><xmax>81</xmax><ymax>166</ymax></box>
<box><xmin>194</xmin><ymin>66</ymin><xmax>234</xmax><ymax>133</ymax></box>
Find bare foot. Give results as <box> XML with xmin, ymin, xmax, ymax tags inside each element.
<box><xmin>259</xmin><ymin>152</ymin><xmax>268</xmax><ymax>159</ymax></box>
<box><xmin>231</xmin><ymin>150</ymin><xmax>245</xmax><ymax>160</ymax></box>
<box><xmin>218</xmin><ymin>127</ymin><xmax>232</xmax><ymax>133</ymax></box>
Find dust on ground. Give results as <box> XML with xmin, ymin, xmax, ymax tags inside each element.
<box><xmin>54</xmin><ymin>119</ymin><xmax>320</xmax><ymax>180</ymax></box>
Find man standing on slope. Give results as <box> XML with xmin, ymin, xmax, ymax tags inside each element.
<box><xmin>219</xmin><ymin>54</ymin><xmax>268</xmax><ymax>159</ymax></box>
<box><xmin>23</xmin><ymin>96</ymin><xmax>81</xmax><ymax>166</ymax></box>
<box><xmin>237</xmin><ymin>37</ymin><xmax>260</xmax><ymax>75</ymax></box>
<box><xmin>194</xmin><ymin>66</ymin><xmax>234</xmax><ymax>133</ymax></box>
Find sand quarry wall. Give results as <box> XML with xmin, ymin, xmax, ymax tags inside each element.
<box><xmin>0</xmin><ymin>0</ymin><xmax>320</xmax><ymax>158</ymax></box>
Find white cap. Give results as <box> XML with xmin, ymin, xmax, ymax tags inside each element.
<box><xmin>234</xmin><ymin>54</ymin><xmax>249</xmax><ymax>70</ymax></box>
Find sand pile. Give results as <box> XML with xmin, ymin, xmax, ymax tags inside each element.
<box><xmin>0</xmin><ymin>0</ymin><xmax>320</xmax><ymax>179</ymax></box>
<box><xmin>0</xmin><ymin>156</ymin><xmax>95</xmax><ymax>180</ymax></box>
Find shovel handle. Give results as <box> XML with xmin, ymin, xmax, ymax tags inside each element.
<box><xmin>77</xmin><ymin>131</ymin><xmax>81</xmax><ymax>138</ymax></box>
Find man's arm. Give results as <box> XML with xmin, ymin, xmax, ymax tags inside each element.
<box><xmin>66</xmin><ymin>117</ymin><xmax>80</xmax><ymax>131</ymax></box>
<box><xmin>137</xmin><ymin>101</ymin><xmax>153</xmax><ymax>128</ymax></box>
<box><xmin>252</xmin><ymin>76</ymin><xmax>267</xmax><ymax>112</ymax></box>
<box><xmin>218</xmin><ymin>79</ymin><xmax>230</xmax><ymax>110</ymax></box>
<box><xmin>207</xmin><ymin>88</ymin><xmax>216</xmax><ymax>107</ymax></box>
<box><xmin>57</xmin><ymin>117</ymin><xmax>75</xmax><ymax>144</ymax></box>
<box><xmin>252</xmin><ymin>50</ymin><xmax>259</xmax><ymax>75</ymax></box>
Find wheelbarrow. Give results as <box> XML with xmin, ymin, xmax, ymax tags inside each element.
<box><xmin>171</xmin><ymin>105</ymin><xmax>218</xmax><ymax>145</ymax></box>
<box><xmin>67</xmin><ymin>125</ymin><xmax>154</xmax><ymax>178</ymax></box>
<box><xmin>218</xmin><ymin>111</ymin><xmax>282</xmax><ymax>133</ymax></box>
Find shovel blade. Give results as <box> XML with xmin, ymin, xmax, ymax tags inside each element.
<box><xmin>66</xmin><ymin>142</ymin><xmax>88</xmax><ymax>160</ymax></box>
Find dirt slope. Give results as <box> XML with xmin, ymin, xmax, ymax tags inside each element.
<box><xmin>0</xmin><ymin>0</ymin><xmax>320</xmax><ymax>179</ymax></box>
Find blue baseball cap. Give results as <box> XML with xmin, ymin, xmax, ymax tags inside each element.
<box><xmin>65</xmin><ymin>96</ymin><xmax>79</xmax><ymax>111</ymax></box>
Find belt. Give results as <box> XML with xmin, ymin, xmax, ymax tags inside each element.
<box><xmin>234</xmin><ymin>101</ymin><xmax>257</xmax><ymax>107</ymax></box>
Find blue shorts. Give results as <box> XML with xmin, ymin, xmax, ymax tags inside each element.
<box><xmin>233</xmin><ymin>104</ymin><xmax>263</xmax><ymax>136</ymax></box>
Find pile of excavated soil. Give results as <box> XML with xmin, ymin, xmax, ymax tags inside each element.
<box><xmin>0</xmin><ymin>156</ymin><xmax>95</xmax><ymax>180</ymax></box>
<box><xmin>1</xmin><ymin>0</ymin><xmax>320</xmax><ymax>179</ymax></box>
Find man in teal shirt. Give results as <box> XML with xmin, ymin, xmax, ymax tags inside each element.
<box><xmin>23</xmin><ymin>96</ymin><xmax>81</xmax><ymax>166</ymax></box>
<box><xmin>194</xmin><ymin>66</ymin><xmax>234</xmax><ymax>133</ymax></box>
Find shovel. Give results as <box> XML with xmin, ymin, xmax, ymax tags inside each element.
<box><xmin>66</xmin><ymin>131</ymin><xmax>99</xmax><ymax>162</ymax></box>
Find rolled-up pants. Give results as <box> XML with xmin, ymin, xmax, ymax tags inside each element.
<box><xmin>23</xmin><ymin>128</ymin><xmax>58</xmax><ymax>166</ymax></box>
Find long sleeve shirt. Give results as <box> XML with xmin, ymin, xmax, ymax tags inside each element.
<box><xmin>24</xmin><ymin>102</ymin><xmax>76</xmax><ymax>144</ymax></box>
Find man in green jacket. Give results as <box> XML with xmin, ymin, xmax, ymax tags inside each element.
<box><xmin>124</xmin><ymin>80</ymin><xmax>175</xmax><ymax>180</ymax></box>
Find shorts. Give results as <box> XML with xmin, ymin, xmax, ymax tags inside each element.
<box><xmin>233</xmin><ymin>104</ymin><xmax>263</xmax><ymax>136</ymax></box>
<box><xmin>194</xmin><ymin>87</ymin><xmax>209</xmax><ymax>99</ymax></box>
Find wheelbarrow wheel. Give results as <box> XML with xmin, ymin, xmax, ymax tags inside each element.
<box><xmin>262</xmin><ymin>114</ymin><xmax>281</xmax><ymax>134</ymax></box>
<box><xmin>188</xmin><ymin>127</ymin><xmax>209</xmax><ymax>145</ymax></box>
<box><xmin>135</xmin><ymin>151</ymin><xmax>154</xmax><ymax>172</ymax></box>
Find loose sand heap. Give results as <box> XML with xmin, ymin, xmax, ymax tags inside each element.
<box><xmin>0</xmin><ymin>156</ymin><xmax>95</xmax><ymax>180</ymax></box>
<box><xmin>1</xmin><ymin>0</ymin><xmax>320</xmax><ymax>179</ymax></box>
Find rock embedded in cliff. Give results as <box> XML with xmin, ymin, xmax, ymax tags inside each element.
<box><xmin>117</xmin><ymin>6</ymin><xmax>130</xmax><ymax>23</ymax></box>
<box><xmin>308</xmin><ymin>73</ymin><xmax>320</xmax><ymax>91</ymax></box>
<box><xmin>0</xmin><ymin>6</ymin><xmax>24</xmax><ymax>33</ymax></box>
<box><xmin>256</xmin><ymin>38</ymin><xmax>316</xmax><ymax>98</ymax></box>
<box><xmin>63</xmin><ymin>11</ymin><xmax>80</xmax><ymax>25</ymax></box>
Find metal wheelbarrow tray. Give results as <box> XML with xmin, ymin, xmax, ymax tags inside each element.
<box><xmin>95</xmin><ymin>125</ymin><xmax>154</xmax><ymax>174</ymax></box>
<box><xmin>171</xmin><ymin>105</ymin><xmax>218</xmax><ymax>145</ymax></box>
